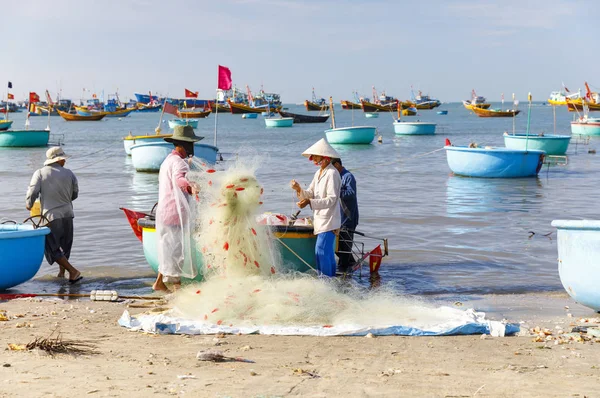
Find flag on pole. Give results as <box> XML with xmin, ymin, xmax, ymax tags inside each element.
<box><xmin>29</xmin><ymin>92</ymin><xmax>40</xmax><ymax>103</ymax></box>
<box><xmin>163</xmin><ymin>101</ymin><xmax>179</xmax><ymax>116</ymax></box>
<box><xmin>368</xmin><ymin>245</ymin><xmax>383</xmax><ymax>274</ymax></box>
<box><xmin>185</xmin><ymin>89</ymin><xmax>198</xmax><ymax>98</ymax></box>
<box><xmin>7</xmin><ymin>82</ymin><xmax>12</xmax><ymax>89</ymax></box>
<box><xmin>218</xmin><ymin>65</ymin><xmax>232</xmax><ymax>90</ymax></box>
<box><xmin>7</xmin><ymin>93</ymin><xmax>14</xmax><ymax>100</ymax></box>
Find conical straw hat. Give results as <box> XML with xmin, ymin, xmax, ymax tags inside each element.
<box><xmin>301</xmin><ymin>138</ymin><xmax>340</xmax><ymax>159</ymax></box>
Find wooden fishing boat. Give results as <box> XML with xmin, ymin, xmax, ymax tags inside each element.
<box><xmin>104</xmin><ymin>108</ymin><xmax>134</xmax><ymax>118</ymax></box>
<box><xmin>0</xmin><ymin>120</ymin><xmax>13</xmax><ymax>131</ymax></box>
<box><xmin>503</xmin><ymin>133</ymin><xmax>571</xmax><ymax>155</ymax></box>
<box><xmin>57</xmin><ymin>110</ymin><xmax>106</xmax><ymax>121</ymax></box>
<box><xmin>471</xmin><ymin>107</ymin><xmax>520</xmax><ymax>118</ymax></box>
<box><xmin>278</xmin><ymin>110</ymin><xmax>329</xmax><ymax>124</ymax></box>
<box><xmin>178</xmin><ymin>109</ymin><xmax>211</xmax><ymax>119</ymax></box>
<box><xmin>227</xmin><ymin>99</ymin><xmax>268</xmax><ymax>114</ymax></box>
<box><xmin>360</xmin><ymin>99</ymin><xmax>397</xmax><ymax>113</ymax></box>
<box><xmin>0</xmin><ymin>224</ymin><xmax>50</xmax><ymax>290</ymax></box>
<box><xmin>0</xmin><ymin>130</ymin><xmax>50</xmax><ymax>147</ymax></box>
<box><xmin>136</xmin><ymin>103</ymin><xmax>162</xmax><ymax>112</ymax></box>
<box><xmin>210</xmin><ymin>103</ymin><xmax>230</xmax><ymax>113</ymax></box>
<box><xmin>445</xmin><ymin>144</ymin><xmax>544</xmax><ymax>178</ymax></box>
<box><xmin>567</xmin><ymin>102</ymin><xmax>600</xmax><ymax>112</ymax></box>
<box><xmin>551</xmin><ymin>219</ymin><xmax>600</xmax><ymax>311</ymax></box>
<box><xmin>304</xmin><ymin>100</ymin><xmax>327</xmax><ymax>111</ymax></box>
<box><xmin>340</xmin><ymin>100</ymin><xmax>361</xmax><ymax>110</ymax></box>
<box><xmin>463</xmin><ymin>101</ymin><xmax>491</xmax><ymax>110</ymax></box>
<box><xmin>463</xmin><ymin>90</ymin><xmax>491</xmax><ymax>110</ymax></box>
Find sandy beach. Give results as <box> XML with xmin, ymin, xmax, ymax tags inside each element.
<box><xmin>1</xmin><ymin>293</ymin><xmax>599</xmax><ymax>398</ymax></box>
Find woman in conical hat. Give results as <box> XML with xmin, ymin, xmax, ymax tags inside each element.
<box><xmin>290</xmin><ymin>138</ymin><xmax>342</xmax><ymax>277</ymax></box>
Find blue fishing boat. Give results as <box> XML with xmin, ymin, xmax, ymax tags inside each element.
<box><xmin>444</xmin><ymin>145</ymin><xmax>545</xmax><ymax>178</ymax></box>
<box><xmin>242</xmin><ymin>113</ymin><xmax>258</xmax><ymax>119</ymax></box>
<box><xmin>0</xmin><ymin>130</ymin><xmax>50</xmax><ymax>147</ymax></box>
<box><xmin>552</xmin><ymin>220</ymin><xmax>600</xmax><ymax>312</ymax></box>
<box><xmin>324</xmin><ymin>97</ymin><xmax>375</xmax><ymax>144</ymax></box>
<box><xmin>393</xmin><ymin>121</ymin><xmax>436</xmax><ymax>135</ymax></box>
<box><xmin>437</xmin><ymin>110</ymin><xmax>448</xmax><ymax>115</ymax></box>
<box><xmin>130</xmin><ymin>142</ymin><xmax>219</xmax><ymax>172</ymax></box>
<box><xmin>0</xmin><ymin>120</ymin><xmax>13</xmax><ymax>131</ymax></box>
<box><xmin>0</xmin><ymin>224</ymin><xmax>50</xmax><ymax>290</ymax></box>
<box><xmin>123</xmin><ymin>133</ymin><xmax>173</xmax><ymax>156</ymax></box>
<box><xmin>168</xmin><ymin>119</ymin><xmax>199</xmax><ymax>129</ymax></box>
<box><xmin>503</xmin><ymin>133</ymin><xmax>571</xmax><ymax>155</ymax></box>
<box><xmin>264</xmin><ymin>117</ymin><xmax>294</xmax><ymax>128</ymax></box>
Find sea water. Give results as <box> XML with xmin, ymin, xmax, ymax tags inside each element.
<box><xmin>0</xmin><ymin>103</ymin><xmax>598</xmax><ymax>303</ymax></box>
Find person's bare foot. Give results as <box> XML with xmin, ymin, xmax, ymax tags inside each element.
<box><xmin>57</xmin><ymin>271</ymin><xmax>65</xmax><ymax>278</ymax></box>
<box><xmin>152</xmin><ymin>279</ymin><xmax>170</xmax><ymax>292</ymax></box>
<box><xmin>171</xmin><ymin>282</ymin><xmax>181</xmax><ymax>292</ymax></box>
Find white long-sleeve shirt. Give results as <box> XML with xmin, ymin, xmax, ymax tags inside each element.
<box><xmin>298</xmin><ymin>163</ymin><xmax>341</xmax><ymax>235</ymax></box>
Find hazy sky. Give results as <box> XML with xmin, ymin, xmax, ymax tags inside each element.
<box><xmin>2</xmin><ymin>0</ymin><xmax>597</xmax><ymax>103</ymax></box>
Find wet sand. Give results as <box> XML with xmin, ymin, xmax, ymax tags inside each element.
<box><xmin>1</xmin><ymin>293</ymin><xmax>599</xmax><ymax>397</ymax></box>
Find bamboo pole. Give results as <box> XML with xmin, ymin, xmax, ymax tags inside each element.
<box><xmin>329</xmin><ymin>96</ymin><xmax>336</xmax><ymax>129</ymax></box>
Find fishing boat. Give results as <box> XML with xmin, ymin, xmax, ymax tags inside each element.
<box><xmin>410</xmin><ymin>90</ymin><xmax>441</xmax><ymax>109</ymax></box>
<box><xmin>210</xmin><ymin>102</ymin><xmax>230</xmax><ymax>113</ymax></box>
<box><xmin>444</xmin><ymin>143</ymin><xmax>544</xmax><ymax>178</ymax></box>
<box><xmin>463</xmin><ymin>90</ymin><xmax>491</xmax><ymax>110</ymax></box>
<box><xmin>123</xmin><ymin>133</ymin><xmax>172</xmax><ymax>156</ymax></box>
<box><xmin>136</xmin><ymin>103</ymin><xmax>162</xmax><ymax>112</ymax></box>
<box><xmin>567</xmin><ymin>102</ymin><xmax>600</xmax><ymax>112</ymax></box>
<box><xmin>340</xmin><ymin>100</ymin><xmax>361</xmax><ymax>110</ymax></box>
<box><xmin>104</xmin><ymin>108</ymin><xmax>134</xmax><ymax>118</ymax></box>
<box><xmin>0</xmin><ymin>223</ymin><xmax>50</xmax><ymax>290</ymax></box>
<box><xmin>360</xmin><ymin>99</ymin><xmax>397</xmax><ymax>113</ymax></box>
<box><xmin>393</xmin><ymin>101</ymin><xmax>435</xmax><ymax>135</ymax></box>
<box><xmin>0</xmin><ymin>120</ymin><xmax>13</xmax><ymax>131</ymax></box>
<box><xmin>242</xmin><ymin>113</ymin><xmax>258</xmax><ymax>119</ymax></box>
<box><xmin>130</xmin><ymin>142</ymin><xmax>219</xmax><ymax>172</ymax></box>
<box><xmin>437</xmin><ymin>110</ymin><xmax>448</xmax><ymax>115</ymax></box>
<box><xmin>571</xmin><ymin>116</ymin><xmax>600</xmax><ymax>135</ymax></box>
<box><xmin>325</xmin><ymin>97</ymin><xmax>376</xmax><ymax>145</ymax></box>
<box><xmin>471</xmin><ymin>106</ymin><xmax>520</xmax><ymax>118</ymax></box>
<box><xmin>503</xmin><ymin>133</ymin><xmax>571</xmax><ymax>155</ymax></box>
<box><xmin>551</xmin><ymin>219</ymin><xmax>600</xmax><ymax>312</ymax></box>
<box><xmin>548</xmin><ymin>90</ymin><xmax>582</xmax><ymax>106</ymax></box>
<box><xmin>278</xmin><ymin>110</ymin><xmax>329</xmax><ymax>124</ymax></box>
<box><xmin>264</xmin><ymin>116</ymin><xmax>294</xmax><ymax>128</ymax></box>
<box><xmin>0</xmin><ymin>129</ymin><xmax>50</xmax><ymax>147</ymax></box>
<box><xmin>57</xmin><ymin>110</ymin><xmax>106</xmax><ymax>121</ymax></box>
<box><xmin>178</xmin><ymin>109</ymin><xmax>211</xmax><ymax>119</ymax></box>
<box><xmin>304</xmin><ymin>88</ymin><xmax>328</xmax><ymax>111</ymax></box>
<box><xmin>227</xmin><ymin>99</ymin><xmax>267</xmax><ymax>114</ymax></box>
<box><xmin>168</xmin><ymin>119</ymin><xmax>199</xmax><ymax>129</ymax></box>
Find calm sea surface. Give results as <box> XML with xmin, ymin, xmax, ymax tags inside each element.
<box><xmin>1</xmin><ymin>103</ymin><xmax>598</xmax><ymax>299</ymax></box>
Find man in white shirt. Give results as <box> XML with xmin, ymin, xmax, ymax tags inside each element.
<box><xmin>290</xmin><ymin>138</ymin><xmax>341</xmax><ymax>277</ymax></box>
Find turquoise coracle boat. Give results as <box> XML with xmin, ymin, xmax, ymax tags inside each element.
<box><xmin>503</xmin><ymin>133</ymin><xmax>571</xmax><ymax>155</ymax></box>
<box><xmin>0</xmin><ymin>130</ymin><xmax>50</xmax><ymax>147</ymax></box>
<box><xmin>130</xmin><ymin>142</ymin><xmax>219</xmax><ymax>172</ymax></box>
<box><xmin>168</xmin><ymin>119</ymin><xmax>199</xmax><ymax>129</ymax></box>
<box><xmin>325</xmin><ymin>126</ymin><xmax>376</xmax><ymax>144</ymax></box>
<box><xmin>552</xmin><ymin>220</ymin><xmax>600</xmax><ymax>312</ymax></box>
<box><xmin>0</xmin><ymin>224</ymin><xmax>50</xmax><ymax>290</ymax></box>
<box><xmin>0</xmin><ymin>120</ymin><xmax>13</xmax><ymax>131</ymax></box>
<box><xmin>445</xmin><ymin>145</ymin><xmax>545</xmax><ymax>178</ymax></box>
<box><xmin>264</xmin><ymin>117</ymin><xmax>294</xmax><ymax>127</ymax></box>
<box><xmin>393</xmin><ymin>121</ymin><xmax>436</xmax><ymax>135</ymax></box>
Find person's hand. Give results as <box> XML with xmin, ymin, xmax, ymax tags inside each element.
<box><xmin>290</xmin><ymin>179</ymin><xmax>301</xmax><ymax>192</ymax></box>
<box><xmin>297</xmin><ymin>199</ymin><xmax>311</xmax><ymax>209</ymax></box>
<box><xmin>189</xmin><ymin>182</ymin><xmax>200</xmax><ymax>195</ymax></box>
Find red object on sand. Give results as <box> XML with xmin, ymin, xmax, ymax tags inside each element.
<box><xmin>120</xmin><ymin>207</ymin><xmax>150</xmax><ymax>242</ymax></box>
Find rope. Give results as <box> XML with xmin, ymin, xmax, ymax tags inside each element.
<box><xmin>68</xmin><ymin>139</ymin><xmax>121</xmax><ymax>171</ymax></box>
<box><xmin>274</xmin><ymin>236</ymin><xmax>318</xmax><ymax>273</ymax></box>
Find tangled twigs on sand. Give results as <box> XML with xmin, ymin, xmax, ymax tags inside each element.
<box><xmin>26</xmin><ymin>329</ymin><xmax>97</xmax><ymax>356</ymax></box>
<box><xmin>196</xmin><ymin>349</ymin><xmax>254</xmax><ymax>363</ymax></box>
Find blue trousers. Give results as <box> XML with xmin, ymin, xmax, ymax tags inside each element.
<box><xmin>315</xmin><ymin>231</ymin><xmax>336</xmax><ymax>277</ymax></box>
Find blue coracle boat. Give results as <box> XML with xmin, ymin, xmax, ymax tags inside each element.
<box><xmin>130</xmin><ymin>142</ymin><xmax>219</xmax><ymax>172</ymax></box>
<box><xmin>168</xmin><ymin>119</ymin><xmax>199</xmax><ymax>129</ymax></box>
<box><xmin>242</xmin><ymin>113</ymin><xmax>258</xmax><ymax>119</ymax></box>
<box><xmin>0</xmin><ymin>130</ymin><xmax>50</xmax><ymax>147</ymax></box>
<box><xmin>503</xmin><ymin>133</ymin><xmax>571</xmax><ymax>156</ymax></box>
<box><xmin>552</xmin><ymin>220</ymin><xmax>600</xmax><ymax>312</ymax></box>
<box><xmin>393</xmin><ymin>121</ymin><xmax>436</xmax><ymax>135</ymax></box>
<box><xmin>445</xmin><ymin>145</ymin><xmax>545</xmax><ymax>178</ymax></box>
<box><xmin>437</xmin><ymin>110</ymin><xmax>448</xmax><ymax>115</ymax></box>
<box><xmin>325</xmin><ymin>126</ymin><xmax>376</xmax><ymax>144</ymax></box>
<box><xmin>264</xmin><ymin>117</ymin><xmax>294</xmax><ymax>127</ymax></box>
<box><xmin>0</xmin><ymin>224</ymin><xmax>50</xmax><ymax>290</ymax></box>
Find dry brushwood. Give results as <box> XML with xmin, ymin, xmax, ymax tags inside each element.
<box><xmin>26</xmin><ymin>329</ymin><xmax>97</xmax><ymax>356</ymax></box>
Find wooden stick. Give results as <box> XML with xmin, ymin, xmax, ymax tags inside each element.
<box><xmin>0</xmin><ymin>293</ymin><xmax>164</xmax><ymax>301</ymax></box>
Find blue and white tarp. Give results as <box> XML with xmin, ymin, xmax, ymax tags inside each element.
<box><xmin>118</xmin><ymin>308</ymin><xmax>520</xmax><ymax>337</ymax></box>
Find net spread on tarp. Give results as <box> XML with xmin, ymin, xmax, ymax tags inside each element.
<box><xmin>120</xmin><ymin>157</ymin><xmax>519</xmax><ymax>337</ymax></box>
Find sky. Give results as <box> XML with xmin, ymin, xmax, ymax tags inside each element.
<box><xmin>1</xmin><ymin>0</ymin><xmax>598</xmax><ymax>103</ymax></box>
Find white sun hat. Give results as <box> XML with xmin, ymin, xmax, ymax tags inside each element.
<box><xmin>301</xmin><ymin>138</ymin><xmax>340</xmax><ymax>159</ymax></box>
<box><xmin>44</xmin><ymin>147</ymin><xmax>69</xmax><ymax>166</ymax></box>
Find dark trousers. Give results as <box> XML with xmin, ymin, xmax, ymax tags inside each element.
<box><xmin>44</xmin><ymin>217</ymin><xmax>74</xmax><ymax>265</ymax></box>
<box><xmin>337</xmin><ymin>228</ymin><xmax>355</xmax><ymax>272</ymax></box>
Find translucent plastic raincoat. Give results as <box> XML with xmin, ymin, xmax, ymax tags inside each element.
<box><xmin>156</xmin><ymin>151</ymin><xmax>197</xmax><ymax>282</ymax></box>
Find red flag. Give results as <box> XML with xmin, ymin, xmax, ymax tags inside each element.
<box><xmin>368</xmin><ymin>245</ymin><xmax>382</xmax><ymax>274</ymax></box>
<box><xmin>185</xmin><ymin>89</ymin><xmax>198</xmax><ymax>98</ymax></box>
<box><xmin>218</xmin><ymin>65</ymin><xmax>232</xmax><ymax>90</ymax></box>
<box><xmin>7</xmin><ymin>93</ymin><xmax>14</xmax><ymax>100</ymax></box>
<box><xmin>163</xmin><ymin>101</ymin><xmax>179</xmax><ymax>116</ymax></box>
<box><xmin>120</xmin><ymin>208</ymin><xmax>150</xmax><ymax>242</ymax></box>
<box><xmin>29</xmin><ymin>92</ymin><xmax>40</xmax><ymax>103</ymax></box>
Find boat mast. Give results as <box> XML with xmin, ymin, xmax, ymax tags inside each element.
<box><xmin>155</xmin><ymin>99</ymin><xmax>166</xmax><ymax>134</ymax></box>
<box><xmin>396</xmin><ymin>99</ymin><xmax>401</xmax><ymax>121</ymax></box>
<box><xmin>329</xmin><ymin>96</ymin><xmax>336</xmax><ymax>130</ymax></box>
<box><xmin>525</xmin><ymin>93</ymin><xmax>532</xmax><ymax>151</ymax></box>
<box><xmin>512</xmin><ymin>93</ymin><xmax>516</xmax><ymax>135</ymax></box>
